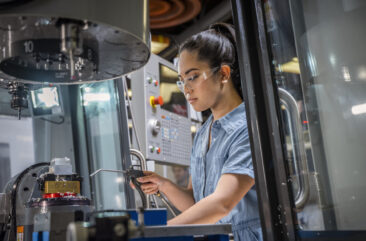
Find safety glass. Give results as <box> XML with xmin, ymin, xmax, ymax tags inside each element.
<box><xmin>176</xmin><ymin>67</ymin><xmax>220</xmax><ymax>93</ymax></box>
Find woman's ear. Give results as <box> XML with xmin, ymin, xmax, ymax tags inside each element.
<box><xmin>220</xmin><ymin>65</ymin><xmax>231</xmax><ymax>83</ymax></box>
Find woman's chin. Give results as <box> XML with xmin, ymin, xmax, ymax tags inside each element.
<box><xmin>191</xmin><ymin>103</ymin><xmax>208</xmax><ymax>113</ymax></box>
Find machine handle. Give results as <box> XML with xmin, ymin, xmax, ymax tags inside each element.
<box><xmin>129</xmin><ymin>149</ymin><xmax>150</xmax><ymax>209</ymax></box>
<box><xmin>278</xmin><ymin>88</ymin><xmax>310</xmax><ymax>210</ymax></box>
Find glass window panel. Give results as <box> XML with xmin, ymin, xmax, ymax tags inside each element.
<box><xmin>263</xmin><ymin>0</ymin><xmax>366</xmax><ymax>232</ymax></box>
<box><xmin>81</xmin><ymin>80</ymin><xmax>128</xmax><ymax>210</ymax></box>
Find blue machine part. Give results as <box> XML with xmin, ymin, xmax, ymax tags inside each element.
<box><xmin>32</xmin><ymin>231</ymin><xmax>49</xmax><ymax>241</ymax></box>
<box><xmin>127</xmin><ymin>209</ymin><xmax>167</xmax><ymax>226</ymax></box>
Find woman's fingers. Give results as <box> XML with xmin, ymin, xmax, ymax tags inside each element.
<box><xmin>141</xmin><ymin>183</ymin><xmax>157</xmax><ymax>190</ymax></box>
<box><xmin>141</xmin><ymin>183</ymin><xmax>158</xmax><ymax>193</ymax></box>
<box><xmin>137</xmin><ymin>173</ymin><xmax>163</xmax><ymax>186</ymax></box>
<box><xmin>134</xmin><ymin>171</ymin><xmax>166</xmax><ymax>194</ymax></box>
<box><xmin>142</xmin><ymin>187</ymin><xmax>159</xmax><ymax>195</ymax></box>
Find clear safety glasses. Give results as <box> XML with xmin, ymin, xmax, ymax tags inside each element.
<box><xmin>176</xmin><ymin>67</ymin><xmax>220</xmax><ymax>93</ymax></box>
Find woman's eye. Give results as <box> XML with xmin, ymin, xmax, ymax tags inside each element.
<box><xmin>188</xmin><ymin>75</ymin><xmax>198</xmax><ymax>81</ymax></box>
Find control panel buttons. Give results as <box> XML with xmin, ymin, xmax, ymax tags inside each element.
<box><xmin>146</xmin><ymin>77</ymin><xmax>153</xmax><ymax>84</ymax></box>
<box><xmin>149</xmin><ymin>95</ymin><xmax>164</xmax><ymax>108</ymax></box>
<box><xmin>149</xmin><ymin>119</ymin><xmax>161</xmax><ymax>136</ymax></box>
<box><xmin>146</xmin><ymin>77</ymin><xmax>159</xmax><ymax>86</ymax></box>
<box><xmin>153</xmin><ymin>79</ymin><xmax>159</xmax><ymax>86</ymax></box>
<box><xmin>149</xmin><ymin>145</ymin><xmax>161</xmax><ymax>154</ymax></box>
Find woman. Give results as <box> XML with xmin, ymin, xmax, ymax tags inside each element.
<box><xmin>136</xmin><ymin>23</ymin><xmax>263</xmax><ymax>241</ymax></box>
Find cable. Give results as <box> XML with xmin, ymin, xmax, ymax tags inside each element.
<box><xmin>130</xmin><ymin>178</ymin><xmax>147</xmax><ymax>209</ymax></box>
<box><xmin>9</xmin><ymin>162</ymin><xmax>49</xmax><ymax>240</ymax></box>
<box><xmin>155</xmin><ymin>192</ymin><xmax>178</xmax><ymax>217</ymax></box>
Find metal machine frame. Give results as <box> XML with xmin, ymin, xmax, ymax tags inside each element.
<box><xmin>130</xmin><ymin>54</ymin><xmax>193</xmax><ymax>166</ymax></box>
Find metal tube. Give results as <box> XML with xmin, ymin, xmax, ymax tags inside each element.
<box><xmin>130</xmin><ymin>149</ymin><xmax>147</xmax><ymax>172</ymax></box>
<box><xmin>129</xmin><ymin>149</ymin><xmax>149</xmax><ymax>208</ymax></box>
<box><xmin>278</xmin><ymin>88</ymin><xmax>310</xmax><ymax>209</ymax></box>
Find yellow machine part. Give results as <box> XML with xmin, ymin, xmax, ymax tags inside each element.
<box><xmin>44</xmin><ymin>181</ymin><xmax>80</xmax><ymax>194</ymax></box>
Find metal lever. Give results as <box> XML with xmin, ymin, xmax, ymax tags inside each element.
<box><xmin>90</xmin><ymin>168</ymin><xmax>147</xmax><ymax>209</ymax></box>
<box><xmin>278</xmin><ymin>88</ymin><xmax>310</xmax><ymax>210</ymax></box>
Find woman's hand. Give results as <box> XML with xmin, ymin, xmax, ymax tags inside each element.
<box><xmin>135</xmin><ymin>171</ymin><xmax>168</xmax><ymax>195</ymax></box>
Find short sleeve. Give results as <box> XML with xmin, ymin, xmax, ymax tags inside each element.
<box><xmin>221</xmin><ymin>127</ymin><xmax>254</xmax><ymax>179</ymax></box>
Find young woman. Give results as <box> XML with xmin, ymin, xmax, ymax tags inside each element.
<box><xmin>136</xmin><ymin>23</ymin><xmax>263</xmax><ymax>241</ymax></box>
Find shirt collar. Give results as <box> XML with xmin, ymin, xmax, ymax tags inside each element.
<box><xmin>212</xmin><ymin>102</ymin><xmax>246</xmax><ymax>134</ymax></box>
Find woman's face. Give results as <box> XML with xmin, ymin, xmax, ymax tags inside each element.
<box><xmin>178</xmin><ymin>50</ymin><xmax>222</xmax><ymax>112</ymax></box>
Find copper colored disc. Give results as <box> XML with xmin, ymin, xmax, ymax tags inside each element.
<box><xmin>150</xmin><ymin>0</ymin><xmax>202</xmax><ymax>29</ymax></box>
<box><xmin>150</xmin><ymin>0</ymin><xmax>171</xmax><ymax>17</ymax></box>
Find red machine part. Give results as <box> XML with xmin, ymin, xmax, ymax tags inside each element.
<box><xmin>43</xmin><ymin>192</ymin><xmax>77</xmax><ymax>199</ymax></box>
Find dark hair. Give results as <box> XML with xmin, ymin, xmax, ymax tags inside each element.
<box><xmin>179</xmin><ymin>22</ymin><xmax>242</xmax><ymax>99</ymax></box>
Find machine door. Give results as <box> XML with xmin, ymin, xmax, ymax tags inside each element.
<box><xmin>80</xmin><ymin>79</ymin><xmax>135</xmax><ymax>210</ymax></box>
<box><xmin>266</xmin><ymin>0</ymin><xmax>366</xmax><ymax>240</ymax></box>
<box><xmin>232</xmin><ymin>0</ymin><xmax>366</xmax><ymax>240</ymax></box>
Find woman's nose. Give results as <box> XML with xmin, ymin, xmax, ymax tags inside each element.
<box><xmin>184</xmin><ymin>84</ymin><xmax>193</xmax><ymax>94</ymax></box>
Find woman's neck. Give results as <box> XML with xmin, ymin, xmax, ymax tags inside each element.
<box><xmin>211</xmin><ymin>91</ymin><xmax>242</xmax><ymax>121</ymax></box>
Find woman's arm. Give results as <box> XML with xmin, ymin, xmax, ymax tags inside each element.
<box><xmin>167</xmin><ymin>173</ymin><xmax>254</xmax><ymax>225</ymax></box>
<box><xmin>137</xmin><ymin>172</ymin><xmax>195</xmax><ymax>211</ymax></box>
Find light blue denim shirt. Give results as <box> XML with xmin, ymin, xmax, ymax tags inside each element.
<box><xmin>190</xmin><ymin>103</ymin><xmax>263</xmax><ymax>241</ymax></box>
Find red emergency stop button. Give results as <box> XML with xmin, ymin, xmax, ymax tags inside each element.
<box><xmin>150</xmin><ymin>96</ymin><xmax>164</xmax><ymax>107</ymax></box>
<box><xmin>156</xmin><ymin>147</ymin><xmax>161</xmax><ymax>154</ymax></box>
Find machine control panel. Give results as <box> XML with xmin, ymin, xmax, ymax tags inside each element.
<box><xmin>131</xmin><ymin>54</ymin><xmax>193</xmax><ymax>166</ymax></box>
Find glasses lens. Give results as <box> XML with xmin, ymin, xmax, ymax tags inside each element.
<box><xmin>176</xmin><ymin>81</ymin><xmax>185</xmax><ymax>93</ymax></box>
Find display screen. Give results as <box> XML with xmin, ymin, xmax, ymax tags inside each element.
<box><xmin>30</xmin><ymin>87</ymin><xmax>63</xmax><ymax>117</ymax></box>
<box><xmin>159</xmin><ymin>64</ymin><xmax>188</xmax><ymax>118</ymax></box>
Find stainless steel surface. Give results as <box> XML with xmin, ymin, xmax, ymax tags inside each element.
<box><xmin>157</xmin><ymin>193</ymin><xmax>177</xmax><ymax>217</ymax></box>
<box><xmin>0</xmin><ymin>0</ymin><xmax>150</xmax><ymax>84</ymax></box>
<box><xmin>0</xmin><ymin>193</ymin><xmax>9</xmax><ymax>224</ymax></box>
<box><xmin>66</xmin><ymin>221</ymin><xmax>231</xmax><ymax>241</ymax></box>
<box><xmin>89</xmin><ymin>168</ymin><xmax>127</xmax><ymax>178</ymax></box>
<box><xmin>130</xmin><ymin>149</ymin><xmax>147</xmax><ymax>172</ymax></box>
<box><xmin>133</xmin><ymin>223</ymin><xmax>232</xmax><ymax>238</ymax></box>
<box><xmin>129</xmin><ymin>149</ymin><xmax>150</xmax><ymax>209</ymax></box>
<box><xmin>278</xmin><ymin>88</ymin><xmax>310</xmax><ymax>209</ymax></box>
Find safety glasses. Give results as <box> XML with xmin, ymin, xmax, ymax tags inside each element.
<box><xmin>176</xmin><ymin>67</ymin><xmax>220</xmax><ymax>93</ymax></box>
